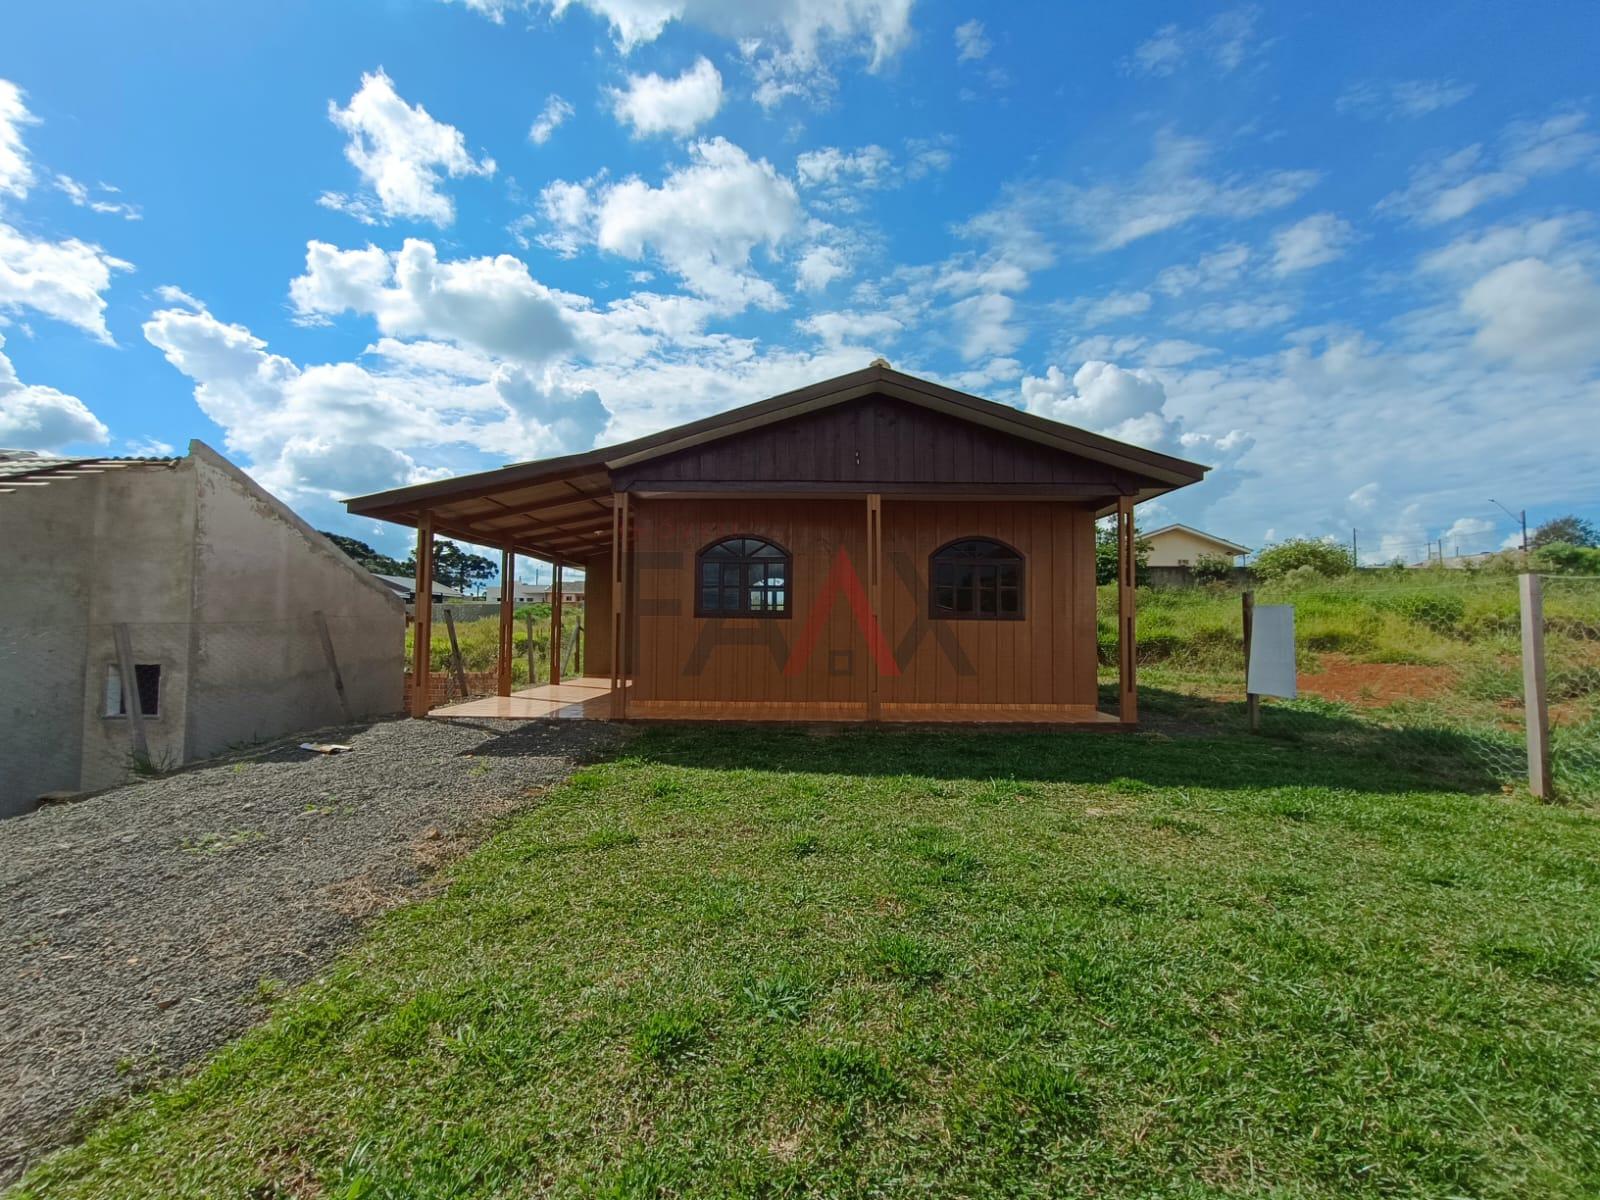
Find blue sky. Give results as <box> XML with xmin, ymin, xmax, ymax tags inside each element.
<box><xmin>2</xmin><ymin>0</ymin><xmax>1597</xmax><ymax>570</ymax></box>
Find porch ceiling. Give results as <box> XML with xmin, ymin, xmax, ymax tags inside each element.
<box><xmin>351</xmin><ymin>466</ymin><xmax>615</xmax><ymax>564</ymax></box>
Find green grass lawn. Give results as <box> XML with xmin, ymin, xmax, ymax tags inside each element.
<box><xmin>17</xmin><ymin>725</ymin><xmax>1600</xmax><ymax>1199</ymax></box>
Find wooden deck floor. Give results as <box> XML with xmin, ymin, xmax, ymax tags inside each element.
<box><xmin>433</xmin><ymin>680</ymin><xmax>1121</xmax><ymax>726</ymax></box>
<box><xmin>431</xmin><ymin>677</ymin><xmax>615</xmax><ymax>720</ymax></box>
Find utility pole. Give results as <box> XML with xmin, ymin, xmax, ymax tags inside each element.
<box><xmin>1351</xmin><ymin>527</ymin><xmax>1358</xmax><ymax>567</ymax></box>
<box><xmin>1490</xmin><ymin>498</ymin><xmax>1528</xmax><ymax>554</ymax></box>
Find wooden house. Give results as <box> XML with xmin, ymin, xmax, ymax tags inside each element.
<box><xmin>345</xmin><ymin>363</ymin><xmax>1208</xmax><ymax>724</ymax></box>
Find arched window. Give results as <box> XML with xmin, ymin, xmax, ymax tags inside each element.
<box><xmin>930</xmin><ymin>538</ymin><xmax>1024</xmax><ymax>620</ymax></box>
<box><xmin>696</xmin><ymin>536</ymin><xmax>791</xmax><ymax>618</ymax></box>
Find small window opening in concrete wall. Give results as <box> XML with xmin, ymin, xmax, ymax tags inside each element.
<box><xmin>104</xmin><ymin>664</ymin><xmax>162</xmax><ymax>718</ymax></box>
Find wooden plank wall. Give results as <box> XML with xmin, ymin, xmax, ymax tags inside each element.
<box><xmin>630</xmin><ymin>497</ymin><xmax>1096</xmax><ymax>710</ymax></box>
<box><xmin>632</xmin><ymin>498</ymin><xmax>868</xmax><ymax>709</ymax></box>
<box><xmin>613</xmin><ymin>395</ymin><xmax>1131</xmax><ymax>490</ymax></box>
<box><xmin>878</xmin><ymin>501</ymin><xmax>1097</xmax><ymax>708</ymax></box>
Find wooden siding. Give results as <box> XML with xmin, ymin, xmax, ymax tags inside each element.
<box><xmin>878</xmin><ymin>501</ymin><xmax>1098</xmax><ymax>708</ymax></box>
<box><xmin>629</xmin><ymin>496</ymin><xmax>1098</xmax><ymax>712</ymax></box>
<box><xmin>631</xmin><ymin>498</ymin><xmax>869</xmax><ymax>710</ymax></box>
<box><xmin>613</xmin><ymin>395</ymin><xmax>1136</xmax><ymax>493</ymax></box>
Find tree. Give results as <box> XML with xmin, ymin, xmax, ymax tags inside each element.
<box><xmin>1531</xmin><ymin>541</ymin><xmax>1600</xmax><ymax>575</ymax></box>
<box><xmin>1190</xmin><ymin>552</ymin><xmax>1236</xmax><ymax>585</ymax></box>
<box><xmin>320</xmin><ymin>531</ymin><xmax>408</xmax><ymax>575</ymax></box>
<box><xmin>1095</xmin><ymin>521</ymin><xmax>1152</xmax><ymax>586</ymax></box>
<box><xmin>406</xmin><ymin>540</ymin><xmax>498</xmax><ymax>591</ymax></box>
<box><xmin>1531</xmin><ymin>514</ymin><xmax>1599</xmax><ymax>549</ymax></box>
<box><xmin>1251</xmin><ymin>538</ymin><xmax>1355</xmax><ymax>580</ymax></box>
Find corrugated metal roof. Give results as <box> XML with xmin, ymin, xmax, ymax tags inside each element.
<box><xmin>0</xmin><ymin>451</ymin><xmax>181</xmax><ymax>491</ymax></box>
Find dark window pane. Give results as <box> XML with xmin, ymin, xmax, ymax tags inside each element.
<box><xmin>931</xmin><ymin>539</ymin><xmax>1024</xmax><ymax>619</ymax></box>
<box><xmin>698</xmin><ymin>537</ymin><xmax>792</xmax><ymax>617</ymax></box>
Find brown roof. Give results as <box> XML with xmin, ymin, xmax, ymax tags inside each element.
<box><xmin>345</xmin><ymin>363</ymin><xmax>1209</xmax><ymax>564</ymax></box>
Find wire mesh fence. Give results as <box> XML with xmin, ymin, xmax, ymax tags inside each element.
<box><xmin>1104</xmin><ymin>571</ymin><xmax>1600</xmax><ymax>801</ymax></box>
<box><xmin>1541</xmin><ymin>576</ymin><xmax>1600</xmax><ymax>798</ymax></box>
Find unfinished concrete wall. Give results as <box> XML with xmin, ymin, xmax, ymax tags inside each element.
<box><xmin>0</xmin><ymin>462</ymin><xmax>194</xmax><ymax>815</ymax></box>
<box><xmin>183</xmin><ymin>444</ymin><xmax>404</xmax><ymax>757</ymax></box>
<box><xmin>77</xmin><ymin>464</ymin><xmax>196</xmax><ymax>793</ymax></box>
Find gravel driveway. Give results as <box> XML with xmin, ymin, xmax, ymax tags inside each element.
<box><xmin>0</xmin><ymin>716</ymin><xmax>627</xmax><ymax>1184</ymax></box>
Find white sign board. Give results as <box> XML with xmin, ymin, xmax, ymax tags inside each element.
<box><xmin>1247</xmin><ymin>604</ymin><xmax>1297</xmax><ymax>699</ymax></box>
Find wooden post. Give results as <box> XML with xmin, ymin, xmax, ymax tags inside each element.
<box><xmin>497</xmin><ymin>547</ymin><xmax>515</xmax><ymax>696</ymax></box>
<box><xmin>410</xmin><ymin>514</ymin><xmax>434</xmax><ymax>717</ymax></box>
<box><xmin>866</xmin><ymin>493</ymin><xmax>883</xmax><ymax>721</ymax></box>
<box><xmin>1117</xmin><ymin>495</ymin><xmax>1137</xmax><ymax>724</ymax></box>
<box><xmin>1521</xmin><ymin>573</ymin><xmax>1553</xmax><ymax>799</ymax></box>
<box><xmin>525</xmin><ymin>611</ymin><xmax>535</xmax><ymax>687</ymax></box>
<box><xmin>574</xmin><ymin>620</ymin><xmax>584</xmax><ymax>676</ymax></box>
<box><xmin>550</xmin><ymin>562</ymin><xmax>564</xmax><ymax>687</ymax></box>
<box><xmin>1242</xmin><ymin>590</ymin><xmax>1260</xmax><ymax>733</ymax></box>
<box><xmin>313</xmin><ymin>611</ymin><xmax>353</xmax><ymax>721</ymax></box>
<box><xmin>112</xmin><ymin>622</ymin><xmax>149</xmax><ymax>763</ymax></box>
<box><xmin>443</xmin><ymin>607</ymin><xmax>469</xmax><ymax>700</ymax></box>
<box><xmin>610</xmin><ymin>492</ymin><xmax>630</xmax><ymax>719</ymax></box>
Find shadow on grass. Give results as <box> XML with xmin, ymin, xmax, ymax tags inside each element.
<box><xmin>461</xmin><ymin>685</ymin><xmax>1507</xmax><ymax>797</ymax></box>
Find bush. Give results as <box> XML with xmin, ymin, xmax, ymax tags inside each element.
<box><xmin>1252</xmin><ymin>538</ymin><xmax>1355</xmax><ymax>581</ymax></box>
<box><xmin>1191</xmin><ymin>553</ymin><xmax>1235</xmax><ymax>585</ymax></box>
<box><xmin>1532</xmin><ymin>541</ymin><xmax>1600</xmax><ymax>576</ymax></box>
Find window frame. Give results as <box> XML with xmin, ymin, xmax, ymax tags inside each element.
<box><xmin>694</xmin><ymin>534</ymin><xmax>794</xmax><ymax>620</ymax></box>
<box><xmin>104</xmin><ymin>662</ymin><xmax>163</xmax><ymax>719</ymax></box>
<box><xmin>927</xmin><ymin>537</ymin><xmax>1026</xmax><ymax>622</ymax></box>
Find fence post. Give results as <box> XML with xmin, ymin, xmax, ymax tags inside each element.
<box><xmin>1242</xmin><ymin>590</ymin><xmax>1260</xmax><ymax>733</ymax></box>
<box><xmin>443</xmin><ymin>608</ymin><xmax>469</xmax><ymax>701</ymax></box>
<box><xmin>1520</xmin><ymin>573</ymin><xmax>1553</xmax><ymax>799</ymax></box>
<box><xmin>524</xmin><ymin>612</ymin><xmax>535</xmax><ymax>685</ymax></box>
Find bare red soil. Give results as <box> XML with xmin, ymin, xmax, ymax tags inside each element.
<box><xmin>1297</xmin><ymin>654</ymin><xmax>1456</xmax><ymax>707</ymax></box>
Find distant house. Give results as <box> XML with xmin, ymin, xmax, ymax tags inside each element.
<box><xmin>1143</xmin><ymin>524</ymin><xmax>1250</xmax><ymax>567</ymax></box>
<box><xmin>483</xmin><ymin>580</ymin><xmax>541</xmax><ymax>604</ymax></box>
<box><xmin>0</xmin><ymin>442</ymin><xmax>404</xmax><ymax>817</ymax></box>
<box><xmin>373</xmin><ymin>573</ymin><xmax>465</xmax><ymax>603</ymax></box>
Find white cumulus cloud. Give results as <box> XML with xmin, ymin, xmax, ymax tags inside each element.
<box><xmin>0</xmin><ymin>221</ymin><xmax>132</xmax><ymax>342</ymax></box>
<box><xmin>543</xmin><ymin>137</ymin><xmax>801</xmax><ymax>310</ymax></box>
<box><xmin>289</xmin><ymin>238</ymin><xmax>579</xmax><ymax>363</ymax></box>
<box><xmin>0</xmin><ymin>79</ymin><xmax>39</xmax><ymax>200</ymax></box>
<box><xmin>0</xmin><ymin>333</ymin><xmax>109</xmax><ymax>449</ymax></box>
<box><xmin>1461</xmin><ymin>256</ymin><xmax>1600</xmax><ymax>369</ymax></box>
<box><xmin>321</xmin><ymin>69</ymin><xmax>495</xmax><ymax>227</ymax></box>
<box><xmin>608</xmin><ymin>57</ymin><xmax>724</xmax><ymax>138</ymax></box>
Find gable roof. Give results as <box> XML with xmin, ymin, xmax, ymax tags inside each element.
<box><xmin>1141</xmin><ymin>523</ymin><xmax>1251</xmax><ymax>555</ymax></box>
<box><xmin>345</xmin><ymin>363</ymin><xmax>1210</xmax><ymax>563</ymax></box>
